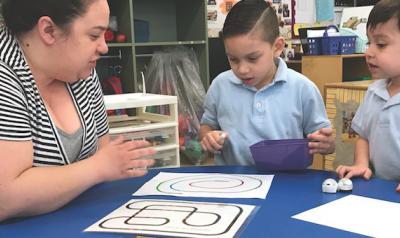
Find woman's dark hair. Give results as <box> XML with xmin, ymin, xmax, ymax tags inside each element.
<box><xmin>221</xmin><ymin>0</ymin><xmax>279</xmax><ymax>45</ymax></box>
<box><xmin>367</xmin><ymin>0</ymin><xmax>400</xmax><ymax>32</ymax></box>
<box><xmin>1</xmin><ymin>0</ymin><xmax>97</xmax><ymax>37</ymax></box>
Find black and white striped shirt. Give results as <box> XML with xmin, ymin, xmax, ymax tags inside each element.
<box><xmin>0</xmin><ymin>25</ymin><xmax>109</xmax><ymax>166</ymax></box>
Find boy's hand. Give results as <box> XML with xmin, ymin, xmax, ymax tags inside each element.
<box><xmin>396</xmin><ymin>184</ymin><xmax>400</xmax><ymax>192</ymax></box>
<box><xmin>307</xmin><ymin>128</ymin><xmax>335</xmax><ymax>155</ymax></box>
<box><xmin>336</xmin><ymin>165</ymin><xmax>372</xmax><ymax>180</ymax></box>
<box><xmin>200</xmin><ymin>131</ymin><xmax>229</xmax><ymax>155</ymax></box>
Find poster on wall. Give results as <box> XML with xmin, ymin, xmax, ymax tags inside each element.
<box><xmin>207</xmin><ymin>0</ymin><xmax>292</xmax><ymax>40</ymax></box>
<box><xmin>275</xmin><ymin>0</ymin><xmax>292</xmax><ymax>39</ymax></box>
<box><xmin>207</xmin><ymin>0</ymin><xmax>238</xmax><ymax>37</ymax></box>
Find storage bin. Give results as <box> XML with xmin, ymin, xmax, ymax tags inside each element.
<box><xmin>109</xmin><ymin>127</ymin><xmax>175</xmax><ymax>146</ymax></box>
<box><xmin>147</xmin><ymin>150</ymin><xmax>176</xmax><ymax>169</ymax></box>
<box><xmin>308</xmin><ymin>25</ymin><xmax>357</xmax><ymax>55</ymax></box>
<box><xmin>134</xmin><ymin>19</ymin><xmax>149</xmax><ymax>43</ymax></box>
<box><xmin>104</xmin><ymin>93</ymin><xmax>180</xmax><ymax>169</ymax></box>
<box><xmin>339</xmin><ymin>28</ymin><xmax>369</xmax><ymax>54</ymax></box>
<box><xmin>250</xmin><ymin>138</ymin><xmax>313</xmax><ymax>171</ymax></box>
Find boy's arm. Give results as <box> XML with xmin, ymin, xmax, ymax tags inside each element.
<box><xmin>199</xmin><ymin>125</ymin><xmax>214</xmax><ymax>141</ymax></box>
<box><xmin>301</xmin><ymin>82</ymin><xmax>334</xmax><ymax>155</ymax></box>
<box><xmin>199</xmin><ymin>125</ymin><xmax>228</xmax><ymax>155</ymax></box>
<box><xmin>353</xmin><ymin>136</ymin><xmax>370</xmax><ymax>170</ymax></box>
<box><xmin>199</xmin><ymin>78</ymin><xmax>227</xmax><ymax>154</ymax></box>
<box><xmin>336</xmin><ymin>136</ymin><xmax>372</xmax><ymax>180</ymax></box>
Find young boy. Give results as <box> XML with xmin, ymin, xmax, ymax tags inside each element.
<box><xmin>336</xmin><ymin>0</ymin><xmax>400</xmax><ymax>192</ymax></box>
<box><xmin>199</xmin><ymin>0</ymin><xmax>334</xmax><ymax>166</ymax></box>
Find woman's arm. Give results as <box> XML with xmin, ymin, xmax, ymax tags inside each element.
<box><xmin>0</xmin><ymin>136</ymin><xmax>155</xmax><ymax>221</ymax></box>
<box><xmin>0</xmin><ymin>139</ymin><xmax>102</xmax><ymax>221</ymax></box>
<box><xmin>98</xmin><ymin>132</ymin><xmax>110</xmax><ymax>149</ymax></box>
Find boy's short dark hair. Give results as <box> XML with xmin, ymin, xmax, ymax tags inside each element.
<box><xmin>221</xmin><ymin>0</ymin><xmax>279</xmax><ymax>45</ymax></box>
<box><xmin>367</xmin><ymin>0</ymin><xmax>400</xmax><ymax>32</ymax></box>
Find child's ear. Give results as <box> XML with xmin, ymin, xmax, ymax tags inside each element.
<box><xmin>273</xmin><ymin>36</ymin><xmax>285</xmax><ymax>58</ymax></box>
<box><xmin>37</xmin><ymin>16</ymin><xmax>58</xmax><ymax>45</ymax></box>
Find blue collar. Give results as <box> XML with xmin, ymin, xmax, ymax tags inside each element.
<box><xmin>369</xmin><ymin>78</ymin><xmax>400</xmax><ymax>108</ymax></box>
<box><xmin>369</xmin><ymin>79</ymin><xmax>390</xmax><ymax>101</ymax></box>
<box><xmin>228</xmin><ymin>57</ymin><xmax>288</xmax><ymax>91</ymax></box>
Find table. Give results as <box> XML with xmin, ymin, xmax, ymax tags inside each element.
<box><xmin>1</xmin><ymin>166</ymin><xmax>399</xmax><ymax>238</ymax></box>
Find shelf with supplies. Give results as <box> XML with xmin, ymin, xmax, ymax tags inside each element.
<box><xmin>104</xmin><ymin>93</ymin><xmax>180</xmax><ymax>169</ymax></box>
<box><xmin>97</xmin><ymin>0</ymin><xmax>209</xmax><ymax>95</ymax></box>
<box><xmin>285</xmin><ymin>60</ymin><xmax>302</xmax><ymax>73</ymax></box>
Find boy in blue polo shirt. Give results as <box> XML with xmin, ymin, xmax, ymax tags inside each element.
<box><xmin>336</xmin><ymin>0</ymin><xmax>400</xmax><ymax>192</ymax></box>
<box><xmin>199</xmin><ymin>0</ymin><xmax>335</xmax><ymax>166</ymax></box>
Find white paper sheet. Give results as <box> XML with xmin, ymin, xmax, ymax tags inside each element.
<box><xmin>307</xmin><ymin>29</ymin><xmax>340</xmax><ymax>38</ymax></box>
<box><xmin>340</xmin><ymin>6</ymin><xmax>373</xmax><ymax>41</ymax></box>
<box><xmin>294</xmin><ymin>0</ymin><xmax>315</xmax><ymax>24</ymax></box>
<box><xmin>132</xmin><ymin>172</ymin><xmax>274</xmax><ymax>199</ymax></box>
<box><xmin>292</xmin><ymin>195</ymin><xmax>400</xmax><ymax>238</ymax></box>
<box><xmin>84</xmin><ymin>199</ymin><xmax>256</xmax><ymax>238</ymax></box>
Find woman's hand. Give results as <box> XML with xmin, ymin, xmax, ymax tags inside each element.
<box><xmin>92</xmin><ymin>135</ymin><xmax>157</xmax><ymax>182</ymax></box>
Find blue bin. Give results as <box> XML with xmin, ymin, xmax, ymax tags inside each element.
<box><xmin>308</xmin><ymin>25</ymin><xmax>357</xmax><ymax>55</ymax></box>
<box><xmin>134</xmin><ymin>19</ymin><xmax>149</xmax><ymax>43</ymax></box>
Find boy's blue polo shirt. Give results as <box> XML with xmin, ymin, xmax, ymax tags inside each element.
<box><xmin>201</xmin><ymin>57</ymin><xmax>331</xmax><ymax>165</ymax></box>
<box><xmin>351</xmin><ymin>79</ymin><xmax>400</xmax><ymax>182</ymax></box>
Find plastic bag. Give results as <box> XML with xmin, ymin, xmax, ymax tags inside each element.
<box><xmin>145</xmin><ymin>46</ymin><xmax>207</xmax><ymax>165</ymax></box>
<box><xmin>108</xmin><ymin>15</ymin><xmax>118</xmax><ymax>32</ymax></box>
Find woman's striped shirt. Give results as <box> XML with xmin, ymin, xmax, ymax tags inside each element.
<box><xmin>0</xmin><ymin>25</ymin><xmax>109</xmax><ymax>166</ymax></box>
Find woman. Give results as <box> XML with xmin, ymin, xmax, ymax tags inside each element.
<box><xmin>0</xmin><ymin>0</ymin><xmax>156</xmax><ymax>221</ymax></box>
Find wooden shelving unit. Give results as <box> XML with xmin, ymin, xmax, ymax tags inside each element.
<box><xmin>302</xmin><ymin>54</ymin><xmax>370</xmax><ymax>100</ymax></box>
<box><xmin>300</xmin><ymin>54</ymin><xmax>371</xmax><ymax>170</ymax></box>
<box><xmin>285</xmin><ymin>60</ymin><xmax>302</xmax><ymax>73</ymax></box>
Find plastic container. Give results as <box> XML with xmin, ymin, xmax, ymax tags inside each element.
<box><xmin>339</xmin><ymin>28</ymin><xmax>369</xmax><ymax>54</ymax></box>
<box><xmin>308</xmin><ymin>25</ymin><xmax>357</xmax><ymax>55</ymax></box>
<box><xmin>134</xmin><ymin>19</ymin><xmax>149</xmax><ymax>43</ymax></box>
<box><xmin>148</xmin><ymin>150</ymin><xmax>176</xmax><ymax>169</ymax></box>
<box><xmin>250</xmin><ymin>138</ymin><xmax>313</xmax><ymax>171</ymax></box>
<box><xmin>104</xmin><ymin>93</ymin><xmax>180</xmax><ymax>169</ymax></box>
<box><xmin>110</xmin><ymin>128</ymin><xmax>174</xmax><ymax>147</ymax></box>
<box><xmin>109</xmin><ymin>128</ymin><xmax>174</xmax><ymax>141</ymax></box>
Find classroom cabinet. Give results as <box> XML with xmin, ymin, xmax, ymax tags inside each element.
<box><xmin>98</xmin><ymin>0</ymin><xmax>210</xmax><ymax>168</ymax></box>
<box><xmin>302</xmin><ymin>54</ymin><xmax>371</xmax><ymax>100</ymax></box>
<box><xmin>97</xmin><ymin>0</ymin><xmax>210</xmax><ymax>93</ymax></box>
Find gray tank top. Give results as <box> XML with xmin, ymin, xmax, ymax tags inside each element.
<box><xmin>56</xmin><ymin>126</ymin><xmax>83</xmax><ymax>163</ymax></box>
